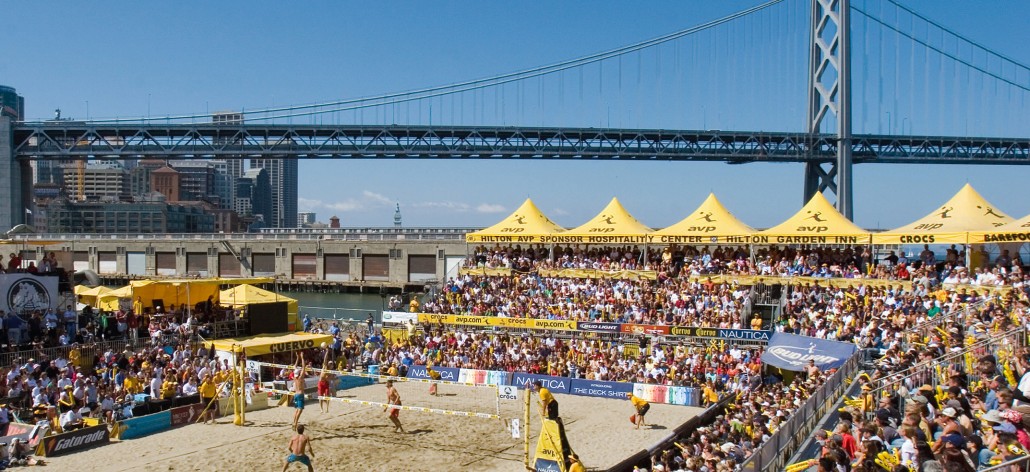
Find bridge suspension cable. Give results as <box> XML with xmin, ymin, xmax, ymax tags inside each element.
<box><xmin>852</xmin><ymin>4</ymin><xmax>1030</xmax><ymax>93</ymax></box>
<box><xmin>75</xmin><ymin>0</ymin><xmax>783</xmax><ymax>124</ymax></box>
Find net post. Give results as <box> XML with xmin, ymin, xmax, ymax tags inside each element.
<box><xmin>524</xmin><ymin>384</ymin><xmax>531</xmax><ymax>470</ymax></box>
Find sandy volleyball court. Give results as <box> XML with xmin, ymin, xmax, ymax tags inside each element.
<box><xmin>45</xmin><ymin>380</ymin><xmax>701</xmax><ymax>471</ymax></box>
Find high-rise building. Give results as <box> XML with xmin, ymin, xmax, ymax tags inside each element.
<box><xmin>0</xmin><ymin>85</ymin><xmax>25</xmax><ymax>120</ymax></box>
<box><xmin>250</xmin><ymin>157</ymin><xmax>297</xmax><ymax>228</ymax></box>
<box><xmin>61</xmin><ymin>163</ymin><xmax>129</xmax><ymax>202</ymax></box>
<box><xmin>394</xmin><ymin>203</ymin><xmax>402</xmax><ymax>227</ymax></box>
<box><xmin>235</xmin><ymin>168</ymin><xmax>271</xmax><ymax>230</ymax></box>
<box><xmin>298</xmin><ymin>212</ymin><xmax>316</xmax><ymax>226</ymax></box>
<box><xmin>168</xmin><ymin>160</ymin><xmax>217</xmax><ymax>203</ymax></box>
<box><xmin>212</xmin><ymin>112</ymin><xmax>245</xmax><ymax>211</ymax></box>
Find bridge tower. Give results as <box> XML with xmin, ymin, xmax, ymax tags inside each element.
<box><xmin>805</xmin><ymin>0</ymin><xmax>854</xmax><ymax>219</ymax></box>
<box><xmin>0</xmin><ymin>85</ymin><xmax>29</xmax><ymax>231</ymax></box>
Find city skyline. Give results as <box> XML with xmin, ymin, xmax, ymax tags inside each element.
<box><xmin>2</xmin><ymin>0</ymin><xmax>1028</xmax><ymax>230</ymax></box>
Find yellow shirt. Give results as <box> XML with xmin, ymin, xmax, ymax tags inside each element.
<box><xmin>568</xmin><ymin>461</ymin><xmax>586</xmax><ymax>472</ymax></box>
<box><xmin>199</xmin><ymin>380</ymin><xmax>217</xmax><ymax>398</ymax></box>
<box><xmin>124</xmin><ymin>376</ymin><xmax>142</xmax><ymax>394</ymax></box>
<box><xmin>629</xmin><ymin>395</ymin><xmax>648</xmax><ymax>408</ymax></box>
<box><xmin>538</xmin><ymin>387</ymin><xmax>555</xmax><ymax>407</ymax></box>
<box><xmin>68</xmin><ymin>349</ymin><xmax>81</xmax><ymax>367</ymax></box>
<box><xmin>161</xmin><ymin>380</ymin><xmax>178</xmax><ymax>399</ymax></box>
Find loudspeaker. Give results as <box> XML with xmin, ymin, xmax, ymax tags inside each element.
<box><xmin>247</xmin><ymin>301</ymin><xmax>289</xmax><ymax>335</ymax></box>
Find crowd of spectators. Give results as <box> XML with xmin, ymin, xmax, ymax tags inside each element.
<box><xmin>0</xmin><ymin>341</ymin><xmax>239</xmax><ymax>438</ymax></box>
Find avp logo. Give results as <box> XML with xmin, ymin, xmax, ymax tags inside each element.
<box><xmin>795</xmin><ymin>226</ymin><xmax>828</xmax><ymax>232</ymax></box>
<box><xmin>686</xmin><ymin>226</ymin><xmax>716</xmax><ymax>232</ymax></box>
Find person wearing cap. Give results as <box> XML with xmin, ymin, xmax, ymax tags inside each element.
<box><xmin>626</xmin><ymin>393</ymin><xmax>650</xmax><ymax>430</ymax></box>
<box><xmin>931</xmin><ymin>407</ymin><xmax>962</xmax><ymax>454</ymax></box>
<box><xmin>567</xmin><ymin>453</ymin><xmax>585</xmax><ymax>472</ymax></box>
<box><xmin>532</xmin><ymin>380</ymin><xmax>558</xmax><ymax>421</ymax></box>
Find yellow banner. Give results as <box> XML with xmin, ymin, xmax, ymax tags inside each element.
<box><xmin>415</xmin><ymin>314</ymin><xmax>576</xmax><ymax>331</ymax></box>
<box><xmin>534</xmin><ymin>418</ymin><xmax>567</xmax><ymax>472</ymax></box>
<box><xmin>458</xmin><ymin>267</ymin><xmax>514</xmax><ymax>277</ymax></box>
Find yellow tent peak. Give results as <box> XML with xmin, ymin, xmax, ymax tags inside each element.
<box><xmin>562</xmin><ymin>197</ymin><xmax>653</xmax><ymax>239</ymax></box>
<box><xmin>465</xmin><ymin>198</ymin><xmax>565</xmax><ymax>243</ymax></box>
<box><xmin>655</xmin><ymin>194</ymin><xmax>754</xmax><ymax>242</ymax></box>
<box><xmin>757</xmin><ymin>192</ymin><xmax>869</xmax><ymax>241</ymax></box>
<box><xmin>873</xmin><ymin>184</ymin><xmax>1012</xmax><ymax>244</ymax></box>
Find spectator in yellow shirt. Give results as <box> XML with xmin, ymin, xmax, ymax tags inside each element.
<box><xmin>161</xmin><ymin>378</ymin><xmax>178</xmax><ymax>400</ymax></box>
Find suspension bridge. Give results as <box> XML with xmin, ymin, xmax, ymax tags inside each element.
<box><xmin>1</xmin><ymin>0</ymin><xmax>1027</xmax><ymax>230</ymax></box>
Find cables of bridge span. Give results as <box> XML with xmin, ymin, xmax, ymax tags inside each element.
<box><xmin>79</xmin><ymin>0</ymin><xmax>784</xmax><ymax>124</ymax></box>
<box><xmin>851</xmin><ymin>3</ymin><xmax>1030</xmax><ymax>93</ymax></box>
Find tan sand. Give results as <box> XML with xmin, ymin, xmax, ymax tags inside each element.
<box><xmin>45</xmin><ymin>381</ymin><xmax>701</xmax><ymax>471</ymax></box>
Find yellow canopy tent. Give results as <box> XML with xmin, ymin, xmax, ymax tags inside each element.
<box><xmin>210</xmin><ymin>332</ymin><xmax>334</xmax><ymax>357</ymax></box>
<box><xmin>969</xmin><ymin>213</ymin><xmax>1030</xmax><ymax>244</ymax></box>
<box><xmin>98</xmin><ymin>277</ymin><xmax>274</xmax><ymax>312</ymax></box>
<box><xmin>75</xmin><ymin>285</ymin><xmax>112</xmax><ymax>306</ymax></box>
<box><xmin>559</xmin><ymin>197</ymin><xmax>653</xmax><ymax>244</ymax></box>
<box><xmin>219</xmin><ymin>284</ymin><xmax>299</xmax><ymax>331</ymax></box>
<box><xmin>465</xmin><ymin>198</ymin><xmax>566</xmax><ymax>243</ymax></box>
<box><xmin>654</xmin><ymin>193</ymin><xmax>755</xmax><ymax>244</ymax></box>
<box><xmin>754</xmin><ymin>193</ymin><xmax>870</xmax><ymax>245</ymax></box>
<box><xmin>97</xmin><ymin>285</ymin><xmax>134</xmax><ymax>311</ymax></box>
<box><xmin>873</xmin><ymin>184</ymin><xmax>1013</xmax><ymax>245</ymax></box>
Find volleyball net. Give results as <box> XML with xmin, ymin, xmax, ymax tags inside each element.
<box><xmin>249</xmin><ymin>361</ymin><xmax>508</xmax><ymax>420</ymax></box>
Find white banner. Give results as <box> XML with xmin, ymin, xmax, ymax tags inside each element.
<box><xmin>0</xmin><ymin>274</ymin><xmax>59</xmax><ymax>316</ymax></box>
<box><xmin>381</xmin><ymin>311</ymin><xmax>418</xmax><ymax>325</ymax></box>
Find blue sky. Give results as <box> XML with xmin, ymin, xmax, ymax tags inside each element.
<box><xmin>2</xmin><ymin>0</ymin><xmax>1028</xmax><ymax>229</ymax></box>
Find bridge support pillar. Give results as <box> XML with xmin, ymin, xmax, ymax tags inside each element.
<box><xmin>803</xmin><ymin>161</ymin><xmax>838</xmax><ymax>203</ymax></box>
<box><xmin>0</xmin><ymin>117</ymin><xmax>28</xmax><ymax>231</ymax></box>
<box><xmin>807</xmin><ymin>0</ymin><xmax>854</xmax><ymax>220</ymax></box>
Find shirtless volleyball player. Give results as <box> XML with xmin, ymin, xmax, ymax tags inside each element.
<box><xmin>283</xmin><ymin>424</ymin><xmax>315</xmax><ymax>472</ymax></box>
<box><xmin>293</xmin><ymin>353</ymin><xmax>309</xmax><ymax>431</ymax></box>
<box><xmin>385</xmin><ymin>380</ymin><xmax>405</xmax><ymax>433</ymax></box>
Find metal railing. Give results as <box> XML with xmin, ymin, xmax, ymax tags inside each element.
<box><xmin>872</xmin><ymin>325</ymin><xmax>1028</xmax><ymax>399</ymax></box>
<box><xmin>982</xmin><ymin>455</ymin><xmax>1030</xmax><ymax>472</ymax></box>
<box><xmin>738</xmin><ymin>352</ymin><xmax>862</xmax><ymax>472</ymax></box>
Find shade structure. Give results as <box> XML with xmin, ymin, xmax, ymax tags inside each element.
<box><xmin>969</xmin><ymin>213</ymin><xmax>1030</xmax><ymax>244</ymax></box>
<box><xmin>465</xmin><ymin>198</ymin><xmax>565</xmax><ymax>243</ymax></box>
<box><xmin>97</xmin><ymin>285</ymin><xmax>134</xmax><ymax>311</ymax></box>
<box><xmin>654</xmin><ymin>193</ymin><xmax>755</xmax><ymax>244</ymax></box>
<box><xmin>97</xmin><ymin>277</ymin><xmax>274</xmax><ymax>312</ymax></box>
<box><xmin>75</xmin><ymin>285</ymin><xmax>112</xmax><ymax>306</ymax></box>
<box><xmin>754</xmin><ymin>193</ymin><xmax>870</xmax><ymax>245</ymax></box>
<box><xmin>558</xmin><ymin>197</ymin><xmax>653</xmax><ymax>244</ymax></box>
<box><xmin>210</xmin><ymin>332</ymin><xmax>334</xmax><ymax>357</ymax></box>
<box><xmin>219</xmin><ymin>284</ymin><xmax>299</xmax><ymax>329</ymax></box>
<box><xmin>873</xmin><ymin>184</ymin><xmax>1012</xmax><ymax>244</ymax></box>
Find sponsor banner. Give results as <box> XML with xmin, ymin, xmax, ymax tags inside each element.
<box><xmin>415</xmin><ymin>314</ymin><xmax>576</xmax><ymax>331</ymax></box>
<box><xmin>170</xmin><ymin>403</ymin><xmax>202</xmax><ymax>428</ymax></box>
<box><xmin>668</xmin><ymin>326</ymin><xmax>770</xmax><ymax>341</ymax></box>
<box><xmin>533</xmin><ymin>418</ymin><xmax>566</xmax><ymax>472</ymax></box>
<box><xmin>630</xmin><ymin>384</ymin><xmax>701</xmax><ymax>407</ymax></box>
<box><xmin>568</xmin><ymin>378</ymin><xmax>634</xmax><ymax>400</ymax></box>
<box><xmin>0</xmin><ymin>423</ymin><xmax>40</xmax><ymax>447</ymax></box>
<box><xmin>528</xmin><ymin>319</ymin><xmax>577</xmax><ymax>331</ymax></box>
<box><xmin>717</xmin><ymin>328</ymin><xmax>771</xmax><ymax>341</ymax></box>
<box><xmin>633</xmin><ymin>383</ymin><xmax>670</xmax><ymax>404</ymax></box>
<box><xmin>381</xmin><ymin>311</ymin><xmax>418</xmax><ymax>324</ymax></box>
<box><xmin>119</xmin><ymin>410</ymin><xmax>172</xmax><ymax>440</ymax></box>
<box><xmin>41</xmin><ymin>424</ymin><xmax>110</xmax><ymax>457</ymax></box>
<box><xmin>406</xmin><ymin>365</ymin><xmax>461</xmax><ymax>383</ymax></box>
<box><xmin>511</xmin><ymin>373</ymin><xmax>571</xmax><ymax>395</ymax></box>
<box><xmin>762</xmin><ymin>332</ymin><xmax>857</xmax><ymax>372</ymax></box>
<box><xmin>458</xmin><ymin>369</ymin><xmax>510</xmax><ymax>386</ymax></box>
<box><xmin>620</xmin><ymin>324</ymin><xmax>670</xmax><ymax>335</ymax></box>
<box><xmin>1</xmin><ymin>274</ymin><xmax>58</xmax><ymax>316</ymax></box>
<box><xmin>576</xmin><ymin>321</ymin><xmax>622</xmax><ymax>333</ymax></box>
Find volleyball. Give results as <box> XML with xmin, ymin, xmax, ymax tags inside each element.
<box><xmin>320</xmin><ymin>342</ymin><xmax>328</xmax><ymax>348</ymax></box>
